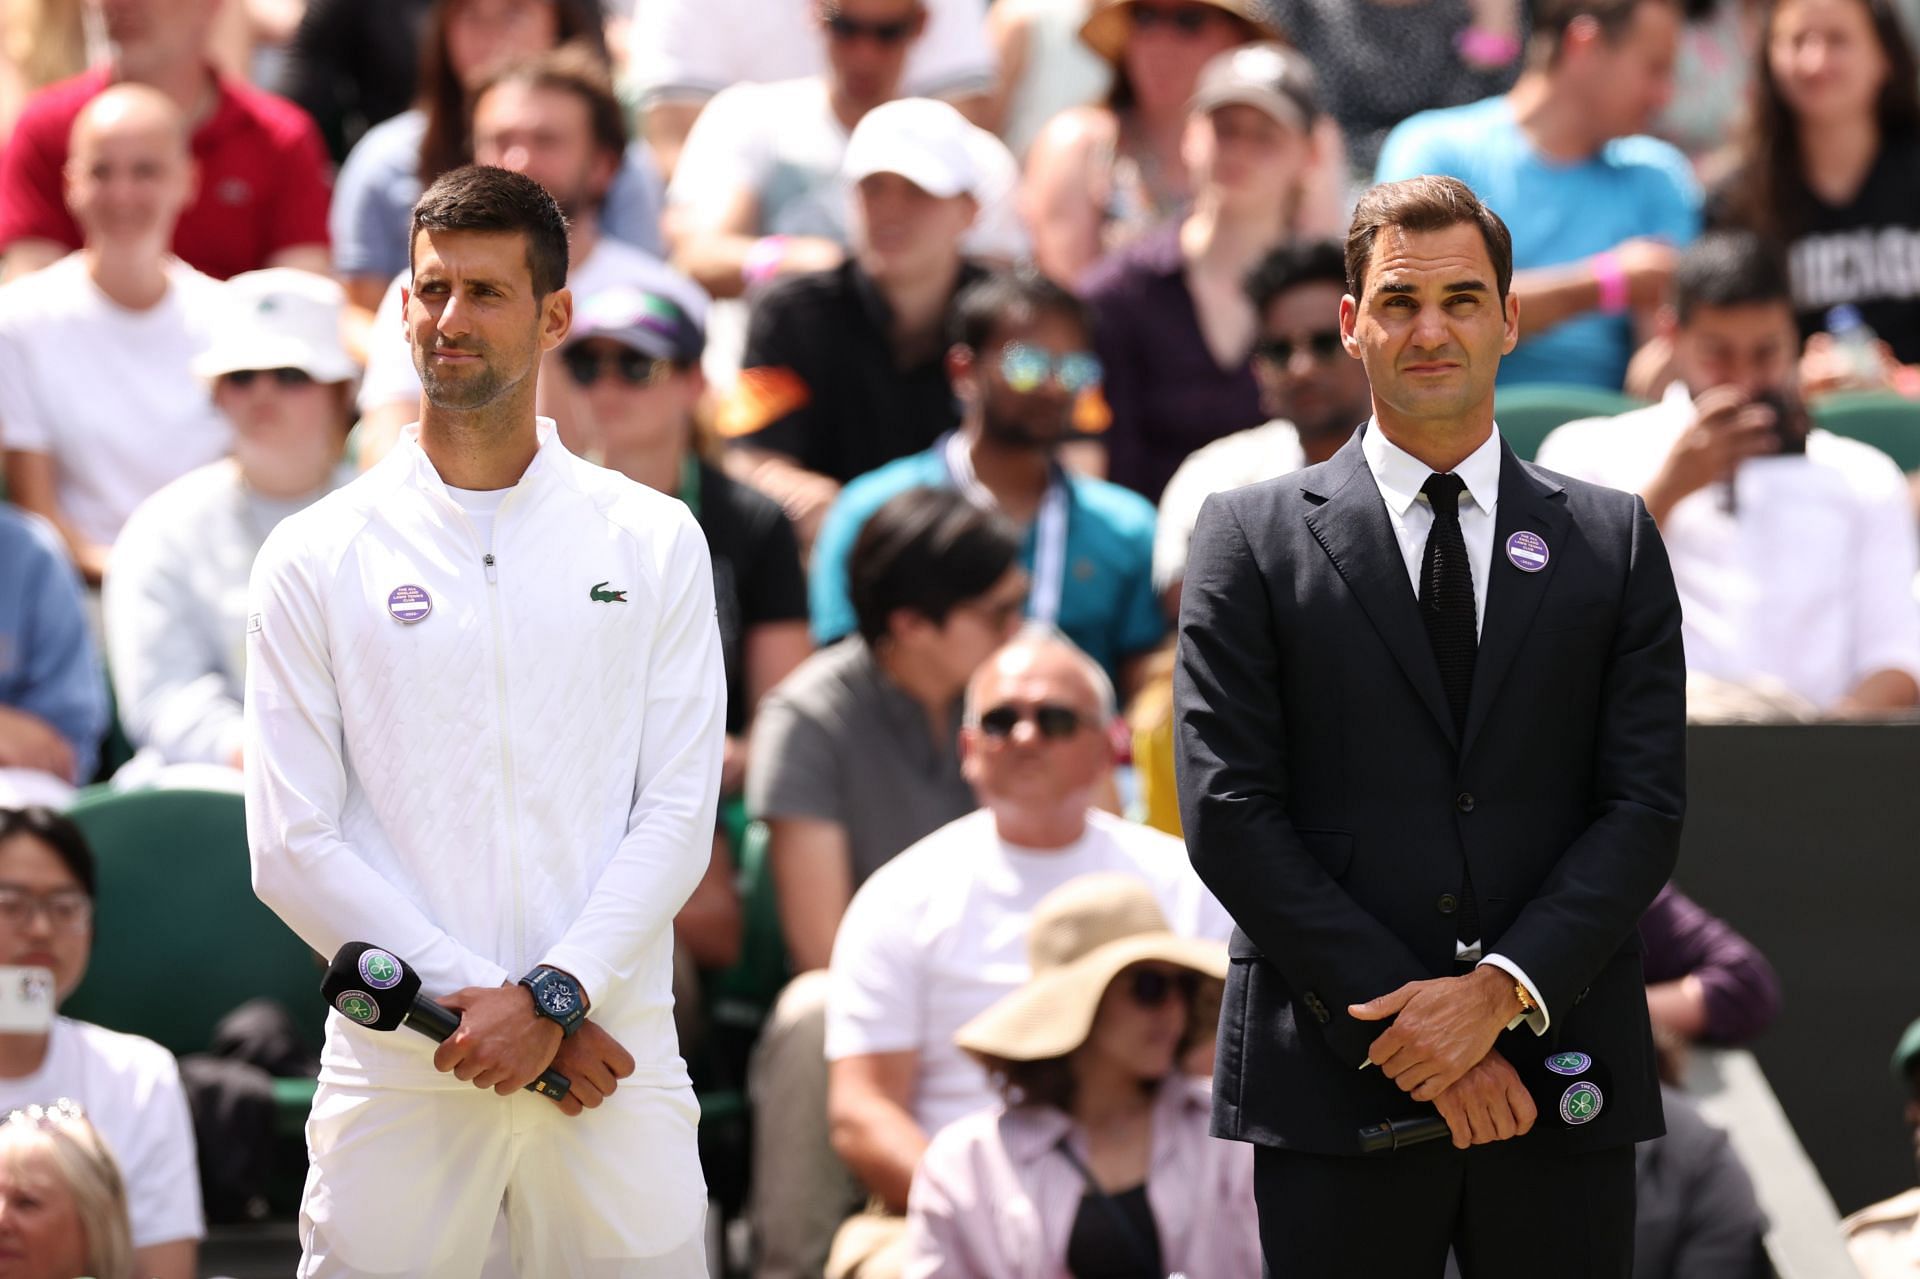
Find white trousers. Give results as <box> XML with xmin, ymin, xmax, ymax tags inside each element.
<box><xmin>297</xmin><ymin>1078</ymin><xmax>709</xmax><ymax>1278</ymax></box>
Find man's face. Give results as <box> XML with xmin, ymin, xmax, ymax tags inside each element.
<box><xmin>1255</xmin><ymin>280</ymin><xmax>1370</xmax><ymax>445</ymax></box>
<box><xmin>1672</xmin><ymin>301</ymin><xmax>1800</xmax><ymax>402</ymax></box>
<box><xmin>1340</xmin><ymin>222</ymin><xmax>1518</xmax><ymax>428</ymax></box>
<box><xmin>0</xmin><ymin>836</ymin><xmax>89</xmax><ymax>1005</ymax></box>
<box><xmin>472</xmin><ymin>82</ymin><xmax>613</xmax><ymax>222</ymax></box>
<box><xmin>961</xmin><ymin>643</ymin><xmax>1113</xmax><ymax>811</ymax></box>
<box><xmin>64</xmin><ymin>113</ymin><xmax>193</xmax><ymax>245</ymax></box>
<box><xmin>562</xmin><ymin>337</ymin><xmax>700</xmax><ymax>458</ymax></box>
<box><xmin>406</xmin><ymin>229</ymin><xmax>568</xmax><ymax>412</ymax></box>
<box><xmin>216</xmin><ymin>370</ymin><xmax>344</xmax><ymax>492</ymax></box>
<box><xmin>852</xmin><ymin>172</ymin><xmax>974</xmax><ymax>283</ymax></box>
<box><xmin>960</xmin><ymin>309</ymin><xmax>1098</xmax><ymax>452</ymax></box>
<box><xmin>820</xmin><ymin>0</ymin><xmax>924</xmax><ymax>109</ymax></box>
<box><xmin>1570</xmin><ymin>1</ymin><xmax>1680</xmax><ymax>140</ymax></box>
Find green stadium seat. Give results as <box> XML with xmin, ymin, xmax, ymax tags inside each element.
<box><xmin>1495</xmin><ymin>384</ymin><xmax>1648</xmax><ymax>461</ymax></box>
<box><xmin>61</xmin><ymin>787</ymin><xmax>322</xmax><ymax>1154</ymax></box>
<box><xmin>1810</xmin><ymin>390</ymin><xmax>1920</xmax><ymax>472</ymax></box>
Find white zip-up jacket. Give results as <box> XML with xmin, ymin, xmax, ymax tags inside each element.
<box><xmin>243</xmin><ymin>420</ymin><xmax>724</xmax><ymax>1091</ymax></box>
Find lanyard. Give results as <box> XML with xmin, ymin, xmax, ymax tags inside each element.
<box><xmin>943</xmin><ymin>431</ymin><xmax>1067</xmax><ymax>627</ymax></box>
<box><xmin>677</xmin><ymin>453</ymin><xmax>701</xmax><ymax>520</ymax></box>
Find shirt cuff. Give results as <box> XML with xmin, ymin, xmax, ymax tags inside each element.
<box><xmin>1478</xmin><ymin>953</ymin><xmax>1549</xmax><ymax>1035</ymax></box>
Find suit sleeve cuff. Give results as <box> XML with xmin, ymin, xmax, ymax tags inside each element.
<box><xmin>1479</xmin><ymin>953</ymin><xmax>1550</xmax><ymax>1034</ymax></box>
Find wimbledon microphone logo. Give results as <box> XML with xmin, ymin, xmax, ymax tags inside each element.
<box><xmin>335</xmin><ymin>991</ymin><xmax>380</xmax><ymax>1026</ymax></box>
<box><xmin>358</xmin><ymin>948</ymin><xmax>403</xmax><ymax>991</ymax></box>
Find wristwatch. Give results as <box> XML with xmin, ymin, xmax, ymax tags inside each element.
<box><xmin>519</xmin><ymin>966</ymin><xmax>588</xmax><ymax>1037</ymax></box>
<box><xmin>1512</xmin><ymin>981</ymin><xmax>1538</xmax><ymax>1018</ymax></box>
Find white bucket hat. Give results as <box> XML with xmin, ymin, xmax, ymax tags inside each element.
<box><xmin>193</xmin><ymin>268</ymin><xmax>357</xmax><ymax>384</ymax></box>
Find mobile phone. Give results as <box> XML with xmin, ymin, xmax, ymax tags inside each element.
<box><xmin>1751</xmin><ymin>389</ymin><xmax>1808</xmax><ymax>456</ymax></box>
<box><xmin>0</xmin><ymin>967</ymin><xmax>56</xmax><ymax>1033</ymax></box>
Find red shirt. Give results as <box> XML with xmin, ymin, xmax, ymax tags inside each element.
<box><xmin>0</xmin><ymin>68</ymin><xmax>332</xmax><ymax>279</ymax></box>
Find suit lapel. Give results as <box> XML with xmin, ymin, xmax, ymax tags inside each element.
<box><xmin>1303</xmin><ymin>433</ymin><xmax>1459</xmax><ymax>747</ymax></box>
<box><xmin>1461</xmin><ymin>444</ymin><xmax>1571</xmax><ymax>758</ymax></box>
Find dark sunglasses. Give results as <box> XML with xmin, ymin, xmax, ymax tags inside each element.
<box><xmin>562</xmin><ymin>347</ymin><xmax>680</xmax><ymax>388</ymax></box>
<box><xmin>1254</xmin><ymin>332</ymin><xmax>1345</xmax><ymax>366</ymax></box>
<box><xmin>976</xmin><ymin>702</ymin><xmax>1087</xmax><ymax>741</ymax></box>
<box><xmin>224</xmin><ymin>367</ymin><xmax>315</xmax><ymax>389</ymax></box>
<box><xmin>823</xmin><ymin>12</ymin><xmax>917</xmax><ymax>43</ymax></box>
<box><xmin>1127</xmin><ymin>967</ymin><xmax>1199</xmax><ymax>1008</ymax></box>
<box><xmin>1130</xmin><ymin>4</ymin><xmax>1222</xmax><ymax>34</ymax></box>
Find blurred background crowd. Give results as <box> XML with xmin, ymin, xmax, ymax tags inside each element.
<box><xmin>1</xmin><ymin>0</ymin><xmax>1919</xmax><ymax>1272</ymax></box>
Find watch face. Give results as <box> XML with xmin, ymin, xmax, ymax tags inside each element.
<box><xmin>539</xmin><ymin>981</ymin><xmax>576</xmax><ymax>1017</ymax></box>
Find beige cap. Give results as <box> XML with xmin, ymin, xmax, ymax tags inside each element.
<box><xmin>1190</xmin><ymin>41</ymin><xmax>1320</xmax><ymax>132</ymax></box>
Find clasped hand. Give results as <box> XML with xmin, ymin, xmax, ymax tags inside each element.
<box><xmin>435</xmin><ymin>984</ymin><xmax>636</xmax><ymax>1117</ymax></box>
<box><xmin>1350</xmin><ymin>970</ymin><xmax>1535</xmax><ymax>1148</ymax></box>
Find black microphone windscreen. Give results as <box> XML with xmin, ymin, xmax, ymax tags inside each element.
<box><xmin>320</xmin><ymin>943</ymin><xmax>424</xmax><ymax>1033</ymax></box>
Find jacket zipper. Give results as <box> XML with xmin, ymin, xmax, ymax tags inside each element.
<box><xmin>483</xmin><ymin>550</ymin><xmax>527</xmax><ymax>970</ymax></box>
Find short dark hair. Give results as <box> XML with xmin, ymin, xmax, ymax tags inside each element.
<box><xmin>410</xmin><ymin>165</ymin><xmax>571</xmax><ymax>298</ymax></box>
<box><xmin>474</xmin><ymin>42</ymin><xmax>628</xmax><ymax>165</ymax></box>
<box><xmin>848</xmin><ymin>488</ymin><xmax>1021</xmax><ymax>647</ymax></box>
<box><xmin>0</xmin><ymin>808</ymin><xmax>98</xmax><ymax>901</ymax></box>
<box><xmin>1244</xmin><ymin>239</ymin><xmax>1349</xmax><ymax>313</ymax></box>
<box><xmin>951</xmin><ymin>269</ymin><xmax>1093</xmax><ymax>353</ymax></box>
<box><xmin>1345</xmin><ymin>175</ymin><xmax>1514</xmax><ymax>302</ymax></box>
<box><xmin>1672</xmin><ymin>231</ymin><xmax>1793</xmax><ymax>324</ymax></box>
<box><xmin>1530</xmin><ymin>0</ymin><xmax>1678</xmax><ymax>64</ymax></box>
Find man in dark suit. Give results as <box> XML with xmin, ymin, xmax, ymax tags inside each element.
<box><xmin>1173</xmin><ymin>174</ymin><xmax>1687</xmax><ymax>1276</ymax></box>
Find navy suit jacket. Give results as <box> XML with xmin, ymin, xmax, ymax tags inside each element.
<box><xmin>1173</xmin><ymin>426</ymin><xmax>1687</xmax><ymax>1155</ymax></box>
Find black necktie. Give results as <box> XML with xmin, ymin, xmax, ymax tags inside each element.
<box><xmin>1419</xmin><ymin>473</ymin><xmax>1482</xmax><ymax>947</ymax></box>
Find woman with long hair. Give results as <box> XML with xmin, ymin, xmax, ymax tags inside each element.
<box><xmin>1020</xmin><ymin>0</ymin><xmax>1346</xmax><ymax>284</ymax></box>
<box><xmin>1716</xmin><ymin>0</ymin><xmax>1920</xmax><ymax>369</ymax></box>
<box><xmin>0</xmin><ymin>1100</ymin><xmax>133</xmax><ymax>1279</ymax></box>
<box><xmin>903</xmin><ymin>873</ymin><xmax>1256</xmax><ymax>1279</ymax></box>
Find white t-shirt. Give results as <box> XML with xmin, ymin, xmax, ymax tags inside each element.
<box><xmin>629</xmin><ymin>0</ymin><xmax>992</xmax><ymax>106</ymax></box>
<box><xmin>1154</xmin><ymin>419</ymin><xmax>1309</xmax><ymax>594</ymax></box>
<box><xmin>1536</xmin><ymin>387</ymin><xmax>1920</xmax><ymax>708</ymax></box>
<box><xmin>358</xmin><ymin>237</ymin><xmax>712</xmax><ymax>412</ymax></box>
<box><xmin>0</xmin><ymin>254</ymin><xmax>233</xmax><ymax>546</ymax></box>
<box><xmin>825</xmin><ymin>808</ymin><xmax>1233</xmax><ymax>1138</ymax></box>
<box><xmin>445</xmin><ymin>483</ymin><xmax>513</xmax><ymax>552</ymax></box>
<box><xmin>0</xmin><ymin>1019</ymin><xmax>205</xmax><ymax>1249</ymax></box>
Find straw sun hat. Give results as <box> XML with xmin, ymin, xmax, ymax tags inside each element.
<box><xmin>955</xmin><ymin>873</ymin><xmax>1228</xmax><ymax>1063</ymax></box>
<box><xmin>1078</xmin><ymin>0</ymin><xmax>1281</xmax><ymax>65</ymax></box>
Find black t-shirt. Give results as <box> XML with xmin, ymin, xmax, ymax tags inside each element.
<box><xmin>1065</xmin><ymin>1182</ymin><xmax>1163</xmax><ymax>1279</ymax></box>
<box><xmin>721</xmin><ymin>259</ymin><xmax>991</xmax><ymax>484</ymax></box>
<box><xmin>1712</xmin><ymin>138</ymin><xmax>1920</xmax><ymax>362</ymax></box>
<box><xmin>694</xmin><ymin>460</ymin><xmax>808</xmax><ymax>735</ymax></box>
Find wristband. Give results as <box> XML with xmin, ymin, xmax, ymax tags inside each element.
<box><xmin>1590</xmin><ymin>250</ymin><xmax>1631</xmax><ymax>316</ymax></box>
<box><xmin>742</xmin><ymin>235</ymin><xmax>789</xmax><ymax>289</ymax></box>
<box><xmin>1455</xmin><ymin>27</ymin><xmax>1522</xmax><ymax>68</ymax></box>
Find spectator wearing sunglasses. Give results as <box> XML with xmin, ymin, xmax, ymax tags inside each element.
<box><xmin>1154</xmin><ymin>239</ymin><xmax>1370</xmax><ymax>612</ymax></box>
<box><xmin>713</xmin><ymin>98</ymin><xmax>1020</xmax><ymax>548</ymax></box>
<box><xmin>0</xmin><ymin>86</ymin><xmax>233</xmax><ymax>585</ymax></box>
<box><xmin>743</xmin><ymin>488</ymin><xmax>1024</xmax><ymax>1279</ymax></box>
<box><xmin>905</xmin><ymin>873</ymin><xmax>1257</xmax><ymax>1279</ymax></box>
<box><xmin>821</xmin><ymin>629</ymin><xmax>1232</xmax><ymax>1276</ymax></box>
<box><xmin>102</xmin><ymin>270</ymin><xmax>358</xmax><ymax>776</ymax></box>
<box><xmin>0</xmin><ymin>808</ymin><xmax>201</xmax><ymax>1279</ymax></box>
<box><xmin>808</xmin><ymin>271</ymin><xmax>1165</xmax><ymax>696</ymax></box>
<box><xmin>1082</xmin><ymin>43</ymin><xmax>1331</xmax><ymax>503</ymax></box>
<box><xmin>354</xmin><ymin>47</ymin><xmax>711</xmax><ymax>464</ymax></box>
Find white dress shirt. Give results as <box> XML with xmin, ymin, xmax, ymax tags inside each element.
<box><xmin>1536</xmin><ymin>384</ymin><xmax>1920</xmax><ymax>709</ymax></box>
<box><xmin>1360</xmin><ymin>421</ymin><xmax>1548</xmax><ymax>1034</ymax></box>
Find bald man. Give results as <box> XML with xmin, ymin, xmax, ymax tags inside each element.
<box><xmin>817</xmin><ymin>627</ymin><xmax>1234</xmax><ymax>1269</ymax></box>
<box><xmin>0</xmin><ymin>0</ymin><xmax>329</xmax><ymax>281</ymax></box>
<box><xmin>0</xmin><ymin>85</ymin><xmax>234</xmax><ymax>582</ymax></box>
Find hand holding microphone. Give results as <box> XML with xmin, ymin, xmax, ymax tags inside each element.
<box><xmin>1359</xmin><ymin>1047</ymin><xmax>1612</xmax><ymax>1154</ymax></box>
<box><xmin>320</xmin><ymin>943</ymin><xmax>573</xmax><ymax>1105</ymax></box>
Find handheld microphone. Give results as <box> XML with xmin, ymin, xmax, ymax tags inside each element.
<box><xmin>319</xmin><ymin>942</ymin><xmax>571</xmax><ymax>1103</ymax></box>
<box><xmin>1358</xmin><ymin>1049</ymin><xmax>1611</xmax><ymax>1154</ymax></box>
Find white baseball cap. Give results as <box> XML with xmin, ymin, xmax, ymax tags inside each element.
<box><xmin>842</xmin><ymin>98</ymin><xmax>982</xmax><ymax>199</ymax></box>
<box><xmin>193</xmin><ymin>268</ymin><xmax>358</xmax><ymax>384</ymax></box>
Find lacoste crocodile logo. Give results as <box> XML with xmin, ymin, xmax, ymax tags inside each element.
<box><xmin>590</xmin><ymin>582</ymin><xmax>627</xmax><ymax>603</ymax></box>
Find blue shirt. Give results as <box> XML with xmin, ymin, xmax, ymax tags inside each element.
<box><xmin>329</xmin><ymin>109</ymin><xmax>668</xmax><ymax>280</ymax></box>
<box><xmin>0</xmin><ymin>507</ymin><xmax>105</xmax><ymax>780</ymax></box>
<box><xmin>1375</xmin><ymin>96</ymin><xmax>1701</xmax><ymax>390</ymax></box>
<box><xmin>809</xmin><ymin>442</ymin><xmax>1167</xmax><ymax>683</ymax></box>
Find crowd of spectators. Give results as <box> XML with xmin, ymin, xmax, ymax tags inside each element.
<box><xmin>0</xmin><ymin>0</ymin><xmax>1917</xmax><ymax>1272</ymax></box>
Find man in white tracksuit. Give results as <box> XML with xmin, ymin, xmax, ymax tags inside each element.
<box><xmin>243</xmin><ymin>165</ymin><xmax>724</xmax><ymax>1277</ymax></box>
